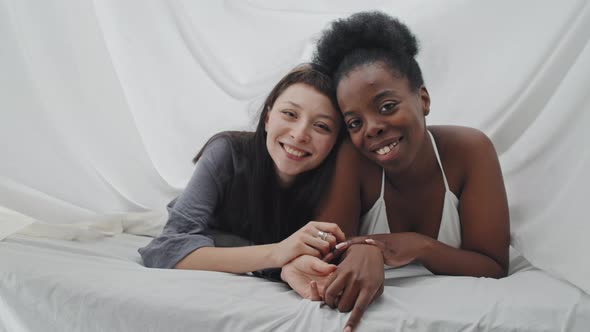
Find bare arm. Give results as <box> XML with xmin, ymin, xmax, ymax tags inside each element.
<box><xmin>281</xmin><ymin>140</ymin><xmax>381</xmax><ymax>332</ymax></box>
<box><xmin>175</xmin><ymin>220</ymin><xmax>345</xmax><ymax>273</ymax></box>
<box><xmin>175</xmin><ymin>245</ymin><xmax>275</xmax><ymax>272</ymax></box>
<box><xmin>314</xmin><ymin>139</ymin><xmax>363</xmax><ymax>237</ymax></box>
<box><xmin>281</xmin><ymin>140</ymin><xmax>364</xmax><ymax>289</ymax></box>
<box><xmin>423</xmin><ymin>129</ymin><xmax>509</xmax><ymax>277</ymax></box>
<box><xmin>141</xmin><ymin>137</ymin><xmax>345</xmax><ymax>273</ymax></box>
<box><xmin>343</xmin><ymin>129</ymin><xmax>510</xmax><ymax>278</ymax></box>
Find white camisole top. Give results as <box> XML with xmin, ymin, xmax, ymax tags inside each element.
<box><xmin>359</xmin><ymin>130</ymin><xmax>462</xmax><ymax>249</ymax></box>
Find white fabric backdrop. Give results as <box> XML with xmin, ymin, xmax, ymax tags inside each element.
<box><xmin>1</xmin><ymin>0</ymin><xmax>589</xmax><ymax>294</ymax></box>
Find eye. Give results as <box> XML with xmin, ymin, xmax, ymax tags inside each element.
<box><xmin>346</xmin><ymin>118</ymin><xmax>362</xmax><ymax>130</ymax></box>
<box><xmin>379</xmin><ymin>102</ymin><xmax>398</xmax><ymax>114</ymax></box>
<box><xmin>281</xmin><ymin>110</ymin><xmax>297</xmax><ymax>118</ymax></box>
<box><xmin>314</xmin><ymin>122</ymin><xmax>332</xmax><ymax>132</ymax></box>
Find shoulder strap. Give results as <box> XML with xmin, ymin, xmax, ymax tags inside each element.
<box><xmin>380</xmin><ymin>169</ymin><xmax>386</xmax><ymax>197</ymax></box>
<box><xmin>427</xmin><ymin>130</ymin><xmax>450</xmax><ymax>191</ymax></box>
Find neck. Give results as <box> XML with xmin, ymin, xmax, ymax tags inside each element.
<box><xmin>277</xmin><ymin>178</ymin><xmax>293</xmax><ymax>189</ymax></box>
<box><xmin>384</xmin><ymin>130</ymin><xmax>439</xmax><ymax>191</ymax></box>
<box><xmin>275</xmin><ymin>172</ymin><xmax>295</xmax><ymax>189</ymax></box>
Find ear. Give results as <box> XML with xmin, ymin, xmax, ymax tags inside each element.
<box><xmin>419</xmin><ymin>86</ymin><xmax>431</xmax><ymax>116</ymax></box>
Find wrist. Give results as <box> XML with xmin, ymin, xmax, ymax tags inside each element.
<box><xmin>341</xmin><ymin>243</ymin><xmax>364</xmax><ymax>259</ymax></box>
<box><xmin>416</xmin><ymin>234</ymin><xmax>435</xmax><ymax>262</ymax></box>
<box><xmin>343</xmin><ymin>243</ymin><xmax>380</xmax><ymax>258</ymax></box>
<box><xmin>266</xmin><ymin>243</ymin><xmax>280</xmax><ymax>268</ymax></box>
<box><xmin>253</xmin><ymin>267</ymin><xmax>284</xmax><ymax>283</ymax></box>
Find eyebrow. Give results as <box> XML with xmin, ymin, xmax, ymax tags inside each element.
<box><xmin>316</xmin><ymin>113</ymin><xmax>337</xmax><ymax>122</ymax></box>
<box><xmin>343</xmin><ymin>89</ymin><xmax>398</xmax><ymax>117</ymax></box>
<box><xmin>280</xmin><ymin>100</ymin><xmax>337</xmax><ymax>122</ymax></box>
<box><xmin>373</xmin><ymin>90</ymin><xmax>396</xmax><ymax>103</ymax></box>
<box><xmin>342</xmin><ymin>110</ymin><xmax>355</xmax><ymax>118</ymax></box>
<box><xmin>283</xmin><ymin>101</ymin><xmax>302</xmax><ymax>109</ymax></box>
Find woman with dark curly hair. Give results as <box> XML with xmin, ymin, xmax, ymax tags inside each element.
<box><xmin>281</xmin><ymin>11</ymin><xmax>510</xmax><ymax>331</ymax></box>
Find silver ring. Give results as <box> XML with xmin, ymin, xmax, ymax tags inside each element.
<box><xmin>316</xmin><ymin>231</ymin><xmax>328</xmax><ymax>241</ymax></box>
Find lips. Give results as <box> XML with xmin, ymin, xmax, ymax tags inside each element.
<box><xmin>375</xmin><ymin>141</ymin><xmax>399</xmax><ymax>155</ymax></box>
<box><xmin>281</xmin><ymin>143</ymin><xmax>311</xmax><ymax>158</ymax></box>
<box><xmin>371</xmin><ymin>136</ymin><xmax>404</xmax><ymax>156</ymax></box>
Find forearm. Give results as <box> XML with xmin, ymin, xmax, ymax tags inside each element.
<box><xmin>175</xmin><ymin>244</ymin><xmax>278</xmax><ymax>273</ymax></box>
<box><xmin>417</xmin><ymin>237</ymin><xmax>507</xmax><ymax>278</ymax></box>
<box><xmin>355</xmin><ymin>233</ymin><xmax>507</xmax><ymax>278</ymax></box>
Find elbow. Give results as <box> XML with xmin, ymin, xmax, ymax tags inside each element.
<box><xmin>473</xmin><ymin>248</ymin><xmax>509</xmax><ymax>279</ymax></box>
<box><xmin>493</xmin><ymin>252</ymin><xmax>510</xmax><ymax>278</ymax></box>
<box><xmin>487</xmin><ymin>268</ymin><xmax>508</xmax><ymax>279</ymax></box>
<box><xmin>495</xmin><ymin>264</ymin><xmax>509</xmax><ymax>279</ymax></box>
<box><xmin>485</xmin><ymin>259</ymin><xmax>509</xmax><ymax>279</ymax></box>
<box><xmin>174</xmin><ymin>255</ymin><xmax>197</xmax><ymax>270</ymax></box>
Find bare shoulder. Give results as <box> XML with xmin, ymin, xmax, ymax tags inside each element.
<box><xmin>429</xmin><ymin>125</ymin><xmax>494</xmax><ymax>148</ymax></box>
<box><xmin>333</xmin><ymin>138</ymin><xmax>381</xmax><ymax>214</ymax></box>
<box><xmin>429</xmin><ymin>127</ymin><xmax>509</xmax><ymax>273</ymax></box>
<box><xmin>357</xmin><ymin>147</ymin><xmax>382</xmax><ymax>213</ymax></box>
<box><xmin>429</xmin><ymin>125</ymin><xmax>497</xmax><ymax>162</ymax></box>
<box><xmin>428</xmin><ymin>125</ymin><xmax>500</xmax><ymax>193</ymax></box>
<box><xmin>335</xmin><ymin>138</ymin><xmax>362</xmax><ymax>164</ymax></box>
<box><xmin>316</xmin><ymin>138</ymin><xmax>365</xmax><ymax>236</ymax></box>
<box><xmin>333</xmin><ymin>138</ymin><xmax>380</xmax><ymax>183</ymax></box>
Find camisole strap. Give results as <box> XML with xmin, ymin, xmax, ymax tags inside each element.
<box><xmin>427</xmin><ymin>130</ymin><xmax>450</xmax><ymax>191</ymax></box>
<box><xmin>379</xmin><ymin>169</ymin><xmax>385</xmax><ymax>197</ymax></box>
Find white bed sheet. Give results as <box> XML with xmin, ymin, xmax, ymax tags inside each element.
<box><xmin>1</xmin><ymin>234</ymin><xmax>589</xmax><ymax>332</ymax></box>
<box><xmin>2</xmin><ymin>0</ymin><xmax>590</xmax><ymax>298</ymax></box>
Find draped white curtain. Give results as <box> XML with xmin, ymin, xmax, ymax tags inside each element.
<box><xmin>1</xmin><ymin>0</ymin><xmax>589</xmax><ymax>293</ymax></box>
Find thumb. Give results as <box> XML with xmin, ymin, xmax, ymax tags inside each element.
<box><xmin>311</xmin><ymin>257</ymin><xmax>337</xmax><ymax>274</ymax></box>
<box><xmin>308</xmin><ymin>280</ymin><xmax>322</xmax><ymax>301</ymax></box>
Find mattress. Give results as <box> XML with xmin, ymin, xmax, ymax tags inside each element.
<box><xmin>1</xmin><ymin>234</ymin><xmax>589</xmax><ymax>332</ymax></box>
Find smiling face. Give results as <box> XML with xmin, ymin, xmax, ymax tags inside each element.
<box><xmin>337</xmin><ymin>62</ymin><xmax>430</xmax><ymax>172</ymax></box>
<box><xmin>265</xmin><ymin>83</ymin><xmax>340</xmax><ymax>187</ymax></box>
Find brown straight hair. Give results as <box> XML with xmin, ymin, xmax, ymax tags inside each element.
<box><xmin>192</xmin><ymin>64</ymin><xmax>345</xmax><ymax>244</ymax></box>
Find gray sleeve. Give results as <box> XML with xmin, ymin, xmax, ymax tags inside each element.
<box><xmin>139</xmin><ymin>138</ymin><xmax>232</xmax><ymax>269</ymax></box>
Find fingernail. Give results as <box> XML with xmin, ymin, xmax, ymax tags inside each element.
<box><xmin>365</xmin><ymin>239</ymin><xmax>374</xmax><ymax>244</ymax></box>
<box><xmin>335</xmin><ymin>242</ymin><xmax>347</xmax><ymax>250</ymax></box>
<box><xmin>343</xmin><ymin>326</ymin><xmax>352</xmax><ymax>332</ymax></box>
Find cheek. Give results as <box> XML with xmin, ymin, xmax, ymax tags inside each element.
<box><xmin>265</xmin><ymin>129</ymin><xmax>276</xmax><ymax>152</ymax></box>
<box><xmin>315</xmin><ymin>135</ymin><xmax>338</xmax><ymax>157</ymax></box>
<box><xmin>265</xmin><ymin>117</ymin><xmax>282</xmax><ymax>141</ymax></box>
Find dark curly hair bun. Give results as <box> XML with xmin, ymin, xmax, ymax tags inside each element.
<box><xmin>313</xmin><ymin>11</ymin><xmax>424</xmax><ymax>90</ymax></box>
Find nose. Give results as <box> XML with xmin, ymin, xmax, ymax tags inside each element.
<box><xmin>365</xmin><ymin>118</ymin><xmax>385</xmax><ymax>139</ymax></box>
<box><xmin>291</xmin><ymin>122</ymin><xmax>311</xmax><ymax>143</ymax></box>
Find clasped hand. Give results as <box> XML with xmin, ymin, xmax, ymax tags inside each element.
<box><xmin>281</xmin><ymin>232</ymin><xmax>429</xmax><ymax>331</ymax></box>
<box><xmin>281</xmin><ymin>243</ymin><xmax>384</xmax><ymax>332</ymax></box>
<box><xmin>270</xmin><ymin>221</ymin><xmax>346</xmax><ymax>267</ymax></box>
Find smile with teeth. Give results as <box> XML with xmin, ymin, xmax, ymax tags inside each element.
<box><xmin>282</xmin><ymin>143</ymin><xmax>310</xmax><ymax>158</ymax></box>
<box><xmin>374</xmin><ymin>140</ymin><xmax>400</xmax><ymax>155</ymax></box>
